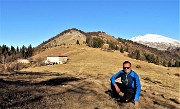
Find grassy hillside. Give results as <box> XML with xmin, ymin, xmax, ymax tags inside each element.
<box><xmin>0</xmin><ymin>45</ymin><xmax>179</xmax><ymax>109</ymax></box>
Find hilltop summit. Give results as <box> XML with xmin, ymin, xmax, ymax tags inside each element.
<box><xmin>39</xmin><ymin>28</ymin><xmax>86</xmax><ymax>49</ymax></box>
<box><xmin>38</xmin><ymin>28</ymin><xmax>118</xmax><ymax>49</ymax></box>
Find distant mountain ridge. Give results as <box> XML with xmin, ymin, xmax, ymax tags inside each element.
<box><xmin>130</xmin><ymin>34</ymin><xmax>180</xmax><ymax>51</ymax></box>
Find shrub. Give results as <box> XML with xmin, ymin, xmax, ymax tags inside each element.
<box><xmin>92</xmin><ymin>38</ymin><xmax>104</xmax><ymax>48</ymax></box>
<box><xmin>136</xmin><ymin>65</ymin><xmax>141</xmax><ymax>68</ymax></box>
<box><xmin>15</xmin><ymin>63</ymin><xmax>31</xmax><ymax>70</ymax></box>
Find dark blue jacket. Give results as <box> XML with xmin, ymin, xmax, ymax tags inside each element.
<box><xmin>111</xmin><ymin>70</ymin><xmax>141</xmax><ymax>101</ymax></box>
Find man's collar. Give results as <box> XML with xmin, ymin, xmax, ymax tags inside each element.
<box><xmin>123</xmin><ymin>70</ymin><xmax>132</xmax><ymax>74</ymax></box>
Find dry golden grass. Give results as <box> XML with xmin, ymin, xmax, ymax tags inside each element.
<box><xmin>0</xmin><ymin>45</ymin><xmax>179</xmax><ymax>109</ymax></box>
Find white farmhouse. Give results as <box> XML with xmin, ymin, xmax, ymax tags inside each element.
<box><xmin>17</xmin><ymin>59</ymin><xmax>30</xmax><ymax>64</ymax></box>
<box><xmin>45</xmin><ymin>54</ymin><xmax>68</xmax><ymax>65</ymax></box>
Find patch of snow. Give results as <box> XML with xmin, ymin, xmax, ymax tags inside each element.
<box><xmin>130</xmin><ymin>34</ymin><xmax>180</xmax><ymax>46</ymax></box>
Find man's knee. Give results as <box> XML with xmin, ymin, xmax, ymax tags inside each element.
<box><xmin>122</xmin><ymin>93</ymin><xmax>134</xmax><ymax>103</ymax></box>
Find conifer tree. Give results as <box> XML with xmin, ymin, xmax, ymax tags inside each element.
<box><xmin>175</xmin><ymin>60</ymin><xmax>180</xmax><ymax>67</ymax></box>
<box><xmin>120</xmin><ymin>46</ymin><xmax>124</xmax><ymax>53</ymax></box>
<box><xmin>155</xmin><ymin>56</ymin><xmax>159</xmax><ymax>65</ymax></box>
<box><xmin>125</xmin><ymin>46</ymin><xmax>128</xmax><ymax>52</ymax></box>
<box><xmin>21</xmin><ymin>45</ymin><xmax>27</xmax><ymax>58</ymax></box>
<box><xmin>76</xmin><ymin>40</ymin><xmax>80</xmax><ymax>45</ymax></box>
<box><xmin>135</xmin><ymin>50</ymin><xmax>140</xmax><ymax>60</ymax></box>
<box><xmin>162</xmin><ymin>61</ymin><xmax>166</xmax><ymax>67</ymax></box>
<box><xmin>16</xmin><ymin>46</ymin><xmax>19</xmax><ymax>53</ymax></box>
<box><xmin>11</xmin><ymin>46</ymin><xmax>16</xmax><ymax>56</ymax></box>
<box><xmin>27</xmin><ymin>44</ymin><xmax>33</xmax><ymax>57</ymax></box>
<box><xmin>168</xmin><ymin>61</ymin><xmax>172</xmax><ymax>67</ymax></box>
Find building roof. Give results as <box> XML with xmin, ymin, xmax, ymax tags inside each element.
<box><xmin>47</xmin><ymin>54</ymin><xmax>67</xmax><ymax>57</ymax></box>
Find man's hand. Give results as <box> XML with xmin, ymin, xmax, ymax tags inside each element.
<box><xmin>114</xmin><ymin>84</ymin><xmax>121</xmax><ymax>93</ymax></box>
<box><xmin>134</xmin><ymin>101</ymin><xmax>139</xmax><ymax>108</ymax></box>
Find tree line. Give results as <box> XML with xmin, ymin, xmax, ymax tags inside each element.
<box><xmin>117</xmin><ymin>37</ymin><xmax>180</xmax><ymax>67</ymax></box>
<box><xmin>0</xmin><ymin>44</ymin><xmax>33</xmax><ymax>64</ymax></box>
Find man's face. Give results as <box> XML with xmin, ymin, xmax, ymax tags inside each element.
<box><xmin>123</xmin><ymin>63</ymin><xmax>131</xmax><ymax>73</ymax></box>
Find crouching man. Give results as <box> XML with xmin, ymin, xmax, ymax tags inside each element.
<box><xmin>110</xmin><ymin>61</ymin><xmax>141</xmax><ymax>107</ymax></box>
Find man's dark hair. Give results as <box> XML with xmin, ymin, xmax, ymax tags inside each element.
<box><xmin>123</xmin><ymin>61</ymin><xmax>131</xmax><ymax>67</ymax></box>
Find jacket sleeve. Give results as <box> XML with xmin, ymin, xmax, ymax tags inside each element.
<box><xmin>111</xmin><ymin>71</ymin><xmax>122</xmax><ymax>85</ymax></box>
<box><xmin>134</xmin><ymin>73</ymin><xmax>141</xmax><ymax>101</ymax></box>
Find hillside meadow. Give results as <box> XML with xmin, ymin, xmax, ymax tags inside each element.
<box><xmin>0</xmin><ymin>45</ymin><xmax>179</xmax><ymax>109</ymax></box>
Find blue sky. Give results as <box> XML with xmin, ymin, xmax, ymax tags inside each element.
<box><xmin>0</xmin><ymin>0</ymin><xmax>179</xmax><ymax>47</ymax></box>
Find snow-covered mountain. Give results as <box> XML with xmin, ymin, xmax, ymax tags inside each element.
<box><xmin>130</xmin><ymin>34</ymin><xmax>180</xmax><ymax>51</ymax></box>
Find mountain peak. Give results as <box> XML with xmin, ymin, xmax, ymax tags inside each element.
<box><xmin>131</xmin><ymin>34</ymin><xmax>179</xmax><ymax>43</ymax></box>
<box><xmin>130</xmin><ymin>34</ymin><xmax>180</xmax><ymax>50</ymax></box>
